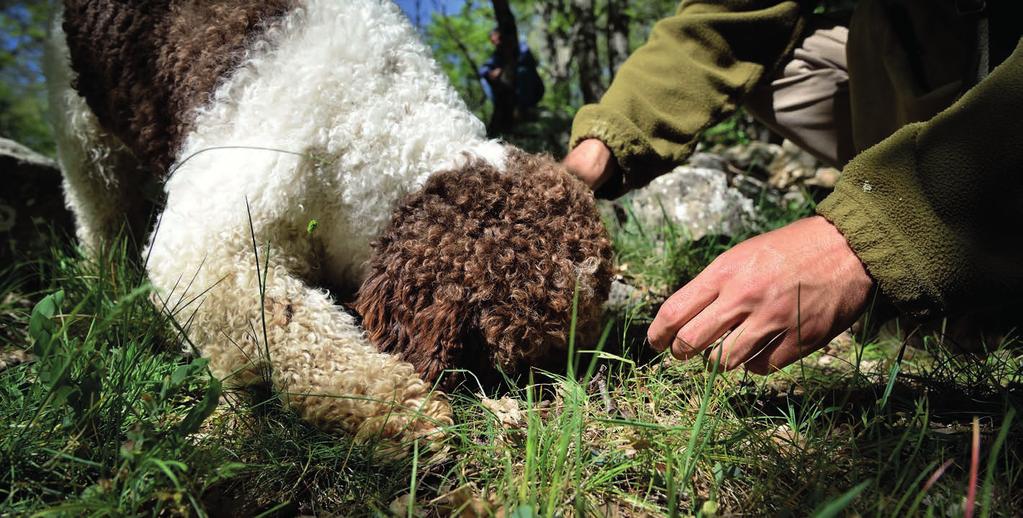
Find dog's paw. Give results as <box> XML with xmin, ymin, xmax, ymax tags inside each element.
<box><xmin>352</xmin><ymin>389</ymin><xmax>453</xmax><ymax>459</ymax></box>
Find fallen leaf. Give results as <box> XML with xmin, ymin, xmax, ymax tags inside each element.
<box><xmin>0</xmin><ymin>348</ymin><xmax>35</xmax><ymax>372</ymax></box>
<box><xmin>431</xmin><ymin>484</ymin><xmax>493</xmax><ymax>517</ymax></box>
<box><xmin>481</xmin><ymin>397</ymin><xmax>524</xmax><ymax>429</ymax></box>
<box><xmin>389</xmin><ymin>494</ymin><xmax>425</xmax><ymax>517</ymax></box>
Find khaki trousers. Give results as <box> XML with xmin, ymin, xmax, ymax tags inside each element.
<box><xmin>745</xmin><ymin>23</ymin><xmax>854</xmax><ymax>168</ymax></box>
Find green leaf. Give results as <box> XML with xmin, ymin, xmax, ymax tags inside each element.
<box><xmin>177</xmin><ymin>376</ymin><xmax>221</xmax><ymax>435</ymax></box>
<box><xmin>145</xmin><ymin>458</ymin><xmax>187</xmax><ymax>489</ymax></box>
<box><xmin>48</xmin><ymin>385</ymin><xmax>75</xmax><ymax>409</ymax></box>
<box><xmin>812</xmin><ymin>480</ymin><xmax>871</xmax><ymax>518</ymax></box>
<box><xmin>37</xmin><ymin>347</ymin><xmax>72</xmax><ymax>387</ymax></box>
<box><xmin>214</xmin><ymin>462</ymin><xmax>250</xmax><ymax>479</ymax></box>
<box><xmin>28</xmin><ymin>290</ymin><xmax>64</xmax><ymax>355</ymax></box>
<box><xmin>170</xmin><ymin>364</ymin><xmax>191</xmax><ymax>387</ymax></box>
<box><xmin>68</xmin><ymin>361</ymin><xmax>104</xmax><ymax>421</ymax></box>
<box><xmin>165</xmin><ymin>357</ymin><xmax>210</xmax><ymax>398</ymax></box>
<box><xmin>506</xmin><ymin>505</ymin><xmax>535</xmax><ymax>518</ymax></box>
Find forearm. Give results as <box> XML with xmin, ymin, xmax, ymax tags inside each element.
<box><xmin>570</xmin><ymin>0</ymin><xmax>808</xmax><ymax>196</ymax></box>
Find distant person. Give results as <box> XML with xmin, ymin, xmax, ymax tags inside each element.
<box><xmin>479</xmin><ymin>28</ymin><xmax>545</xmax><ymax>115</ymax></box>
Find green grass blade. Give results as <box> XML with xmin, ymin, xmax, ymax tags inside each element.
<box><xmin>811</xmin><ymin>479</ymin><xmax>871</xmax><ymax>518</ymax></box>
<box><xmin>980</xmin><ymin>408</ymin><xmax>1015</xmax><ymax>518</ymax></box>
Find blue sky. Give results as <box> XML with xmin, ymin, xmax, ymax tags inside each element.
<box><xmin>393</xmin><ymin>0</ymin><xmax>464</xmax><ymax>26</ymax></box>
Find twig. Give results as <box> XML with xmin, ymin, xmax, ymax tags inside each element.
<box><xmin>587</xmin><ymin>364</ymin><xmax>620</xmax><ymax>416</ymax></box>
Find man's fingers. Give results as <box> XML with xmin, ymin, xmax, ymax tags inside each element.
<box><xmin>743</xmin><ymin>341</ymin><xmax>786</xmax><ymax>375</ymax></box>
<box><xmin>705</xmin><ymin>324</ymin><xmax>786</xmax><ymax>372</ymax></box>
<box><xmin>670</xmin><ymin>300</ymin><xmax>744</xmax><ymax>360</ymax></box>
<box><xmin>744</xmin><ymin>332</ymin><xmax>827</xmax><ymax>375</ymax></box>
<box><xmin>648</xmin><ymin>279</ymin><xmax>718</xmax><ymax>352</ymax></box>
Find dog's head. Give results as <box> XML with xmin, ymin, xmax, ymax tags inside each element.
<box><xmin>355</xmin><ymin>148</ymin><xmax>613</xmax><ymax>389</ymax></box>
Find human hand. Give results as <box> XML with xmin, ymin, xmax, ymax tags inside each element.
<box><xmin>563</xmin><ymin>138</ymin><xmax>618</xmax><ymax>191</ymax></box>
<box><xmin>487</xmin><ymin>67</ymin><xmax>502</xmax><ymax>80</ymax></box>
<box><xmin>647</xmin><ymin>216</ymin><xmax>875</xmax><ymax>374</ymax></box>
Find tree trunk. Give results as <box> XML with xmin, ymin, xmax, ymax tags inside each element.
<box><xmin>571</xmin><ymin>0</ymin><xmax>604</xmax><ymax>104</ymax></box>
<box><xmin>536</xmin><ymin>0</ymin><xmax>573</xmax><ymax>85</ymax></box>
<box><xmin>606</xmin><ymin>0</ymin><xmax>630</xmax><ymax>78</ymax></box>
<box><xmin>489</xmin><ymin>0</ymin><xmax>519</xmax><ymax>134</ymax></box>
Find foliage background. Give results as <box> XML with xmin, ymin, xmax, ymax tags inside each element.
<box><xmin>418</xmin><ymin>0</ymin><xmax>679</xmax><ymax>151</ymax></box>
<box><xmin>0</xmin><ymin>1</ymin><xmax>52</xmax><ymax>154</ymax></box>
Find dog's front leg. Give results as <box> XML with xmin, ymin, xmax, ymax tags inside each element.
<box><xmin>147</xmin><ymin>226</ymin><xmax>451</xmax><ymax>450</ymax></box>
<box><xmin>257</xmin><ymin>263</ymin><xmax>452</xmax><ymax>448</ymax></box>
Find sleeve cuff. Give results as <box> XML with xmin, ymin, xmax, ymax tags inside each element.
<box><xmin>816</xmin><ymin>131</ymin><xmax>945</xmax><ymax>317</ymax></box>
<box><xmin>570</xmin><ymin>105</ymin><xmax>684</xmax><ymax>198</ymax></box>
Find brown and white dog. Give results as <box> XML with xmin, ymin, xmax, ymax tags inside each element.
<box><xmin>47</xmin><ymin>0</ymin><xmax>612</xmax><ymax>447</ymax></box>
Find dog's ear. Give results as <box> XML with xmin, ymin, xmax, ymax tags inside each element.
<box><xmin>353</xmin><ymin>271</ymin><xmax>400</xmax><ymax>354</ymax></box>
<box><xmin>403</xmin><ymin>292</ymin><xmax>466</xmax><ymax>388</ymax></box>
<box><xmin>355</xmin><ymin>275</ymin><xmax>468</xmax><ymax>388</ymax></box>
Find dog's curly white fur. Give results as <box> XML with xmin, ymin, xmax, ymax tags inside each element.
<box><xmin>43</xmin><ymin>0</ymin><xmax>513</xmax><ymax>445</ymax></box>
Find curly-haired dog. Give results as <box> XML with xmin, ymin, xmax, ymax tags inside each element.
<box><xmin>45</xmin><ymin>0</ymin><xmax>611</xmax><ymax>444</ymax></box>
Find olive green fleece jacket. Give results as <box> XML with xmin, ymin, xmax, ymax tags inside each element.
<box><xmin>570</xmin><ymin>0</ymin><xmax>1023</xmax><ymax>317</ymax></box>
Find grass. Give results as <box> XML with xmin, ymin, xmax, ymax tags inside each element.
<box><xmin>1</xmin><ymin>191</ymin><xmax>1021</xmax><ymax>517</ymax></box>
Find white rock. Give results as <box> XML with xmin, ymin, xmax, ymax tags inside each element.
<box><xmin>624</xmin><ymin>166</ymin><xmax>755</xmax><ymax>240</ymax></box>
<box><xmin>605</xmin><ymin>279</ymin><xmax>641</xmax><ymax>312</ymax></box>
<box><xmin>0</xmin><ymin>137</ymin><xmax>57</xmax><ymax>171</ymax></box>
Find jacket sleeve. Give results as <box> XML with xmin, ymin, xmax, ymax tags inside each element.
<box><xmin>569</xmin><ymin>0</ymin><xmax>808</xmax><ymax>197</ymax></box>
<box><xmin>817</xmin><ymin>39</ymin><xmax>1023</xmax><ymax>317</ymax></box>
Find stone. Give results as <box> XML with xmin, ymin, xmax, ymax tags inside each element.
<box><xmin>686</xmin><ymin>151</ymin><xmax>731</xmax><ymax>172</ymax></box>
<box><xmin>0</xmin><ymin>137</ymin><xmax>73</xmax><ymax>265</ymax></box>
<box><xmin>714</xmin><ymin>140</ymin><xmax>839</xmax><ymax>192</ymax></box>
<box><xmin>717</xmin><ymin>141</ymin><xmax>781</xmax><ymax>174</ymax></box>
<box><xmin>620</xmin><ymin>166</ymin><xmax>755</xmax><ymax>240</ymax></box>
<box><xmin>605</xmin><ymin>279</ymin><xmax>642</xmax><ymax>313</ymax></box>
<box><xmin>766</xmin><ymin>139</ymin><xmax>819</xmax><ymax>190</ymax></box>
<box><xmin>807</xmin><ymin>166</ymin><xmax>840</xmax><ymax>189</ymax></box>
<box><xmin>0</xmin><ymin>348</ymin><xmax>35</xmax><ymax>372</ymax></box>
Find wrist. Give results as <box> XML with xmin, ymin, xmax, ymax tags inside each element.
<box><xmin>812</xmin><ymin>215</ymin><xmax>876</xmax><ymax>298</ymax></box>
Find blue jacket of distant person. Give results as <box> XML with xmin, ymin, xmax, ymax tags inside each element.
<box><xmin>479</xmin><ymin>42</ymin><xmax>545</xmax><ymax>110</ymax></box>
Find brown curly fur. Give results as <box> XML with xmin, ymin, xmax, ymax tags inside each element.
<box><xmin>355</xmin><ymin>149</ymin><xmax>614</xmax><ymax>389</ymax></box>
<box><xmin>61</xmin><ymin>0</ymin><xmax>294</xmax><ymax>172</ymax></box>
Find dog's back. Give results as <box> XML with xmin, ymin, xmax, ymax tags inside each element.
<box><xmin>61</xmin><ymin>0</ymin><xmax>294</xmax><ymax>173</ymax></box>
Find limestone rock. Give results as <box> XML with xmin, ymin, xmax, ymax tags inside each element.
<box><xmin>718</xmin><ymin>141</ymin><xmax>781</xmax><ymax>173</ymax></box>
<box><xmin>622</xmin><ymin>166</ymin><xmax>755</xmax><ymax>240</ymax></box>
<box><xmin>714</xmin><ymin>139</ymin><xmax>838</xmax><ymax>191</ymax></box>
<box><xmin>806</xmin><ymin>166</ymin><xmax>840</xmax><ymax>189</ymax></box>
<box><xmin>686</xmin><ymin>151</ymin><xmax>731</xmax><ymax>172</ymax></box>
<box><xmin>766</xmin><ymin>140</ymin><xmax>820</xmax><ymax>190</ymax></box>
<box><xmin>605</xmin><ymin>279</ymin><xmax>642</xmax><ymax>313</ymax></box>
